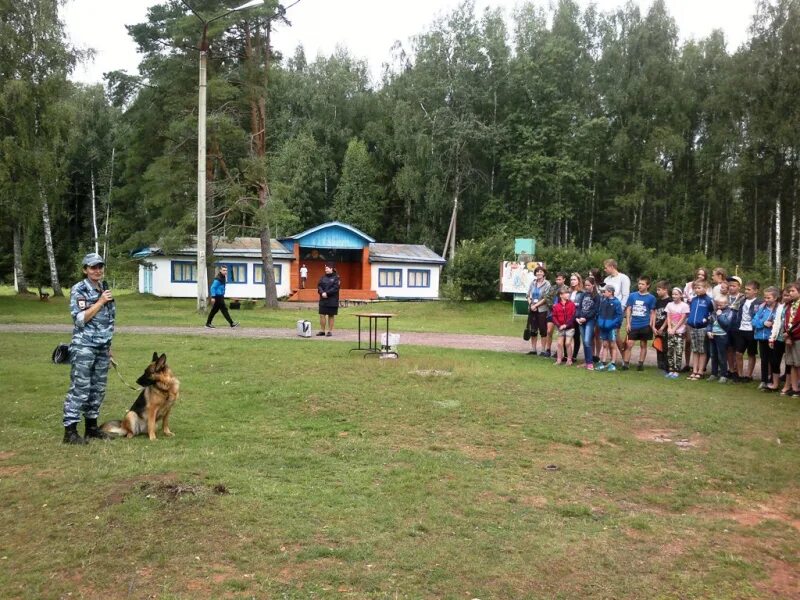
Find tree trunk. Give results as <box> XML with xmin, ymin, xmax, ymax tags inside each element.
<box><xmin>767</xmin><ymin>209</ymin><xmax>773</xmax><ymax>272</ymax></box>
<box><xmin>40</xmin><ymin>187</ymin><xmax>62</xmax><ymax>296</ymax></box>
<box><xmin>90</xmin><ymin>168</ymin><xmax>99</xmax><ymax>253</ymax></box>
<box><xmin>775</xmin><ymin>191</ymin><xmax>781</xmax><ymax>278</ymax></box>
<box><xmin>259</xmin><ymin>188</ymin><xmax>279</xmax><ymax>308</ymax></box>
<box><xmin>245</xmin><ymin>18</ymin><xmax>279</xmax><ymax>308</ymax></box>
<box><xmin>103</xmin><ymin>147</ymin><xmax>115</xmax><ymax>259</ymax></box>
<box><xmin>791</xmin><ymin>169</ymin><xmax>800</xmax><ymax>280</ymax></box>
<box><xmin>13</xmin><ymin>223</ymin><xmax>31</xmax><ymax>294</ymax></box>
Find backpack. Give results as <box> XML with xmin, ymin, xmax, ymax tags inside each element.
<box><xmin>52</xmin><ymin>343</ymin><xmax>71</xmax><ymax>364</ymax></box>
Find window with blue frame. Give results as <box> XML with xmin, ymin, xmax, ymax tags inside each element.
<box><xmin>378</xmin><ymin>268</ymin><xmax>402</xmax><ymax>287</ymax></box>
<box><xmin>216</xmin><ymin>262</ymin><xmax>246</xmax><ymax>284</ymax></box>
<box><xmin>253</xmin><ymin>263</ymin><xmax>282</xmax><ymax>285</ymax></box>
<box><xmin>408</xmin><ymin>269</ymin><xmax>431</xmax><ymax>288</ymax></box>
<box><xmin>171</xmin><ymin>261</ymin><xmax>197</xmax><ymax>283</ymax></box>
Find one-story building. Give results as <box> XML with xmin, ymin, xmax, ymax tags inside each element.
<box><xmin>134</xmin><ymin>221</ymin><xmax>446</xmax><ymax>301</ymax></box>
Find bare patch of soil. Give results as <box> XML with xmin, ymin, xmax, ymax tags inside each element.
<box><xmin>102</xmin><ymin>472</ymin><xmax>229</xmax><ymax>507</ymax></box>
<box><xmin>633</xmin><ymin>427</ymin><xmax>704</xmax><ymax>450</ymax></box>
<box><xmin>409</xmin><ymin>369</ymin><xmax>453</xmax><ymax>377</ymax></box>
<box><xmin>693</xmin><ymin>491</ymin><xmax>800</xmax><ymax>533</ymax></box>
<box><xmin>758</xmin><ymin>558</ymin><xmax>800</xmax><ymax>598</ymax></box>
<box><xmin>0</xmin><ymin>465</ymin><xmax>26</xmax><ymax>477</ymax></box>
<box><xmin>0</xmin><ymin>451</ymin><xmax>16</xmax><ymax>460</ymax></box>
<box><xmin>456</xmin><ymin>443</ymin><xmax>498</xmax><ymax>461</ymax></box>
<box><xmin>519</xmin><ymin>495</ymin><xmax>548</xmax><ymax>508</ymax></box>
<box><xmin>276</xmin><ymin>557</ymin><xmax>342</xmax><ymax>585</ymax></box>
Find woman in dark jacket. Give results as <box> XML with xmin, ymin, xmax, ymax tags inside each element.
<box><xmin>317</xmin><ymin>263</ymin><xmax>340</xmax><ymax>336</ymax></box>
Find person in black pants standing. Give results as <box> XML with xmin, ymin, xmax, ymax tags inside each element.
<box><xmin>317</xmin><ymin>263</ymin><xmax>340</xmax><ymax>336</ymax></box>
<box><xmin>205</xmin><ymin>265</ymin><xmax>239</xmax><ymax>328</ymax></box>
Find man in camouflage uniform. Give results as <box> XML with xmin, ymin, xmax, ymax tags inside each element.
<box><xmin>62</xmin><ymin>252</ymin><xmax>116</xmax><ymax>444</ymax></box>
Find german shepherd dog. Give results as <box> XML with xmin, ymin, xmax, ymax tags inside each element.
<box><xmin>101</xmin><ymin>353</ymin><xmax>180</xmax><ymax>440</ymax></box>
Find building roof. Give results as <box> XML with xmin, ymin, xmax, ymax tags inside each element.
<box><xmin>369</xmin><ymin>243</ymin><xmax>446</xmax><ymax>265</ymax></box>
<box><xmin>281</xmin><ymin>221</ymin><xmax>375</xmax><ymax>250</ymax></box>
<box><xmin>132</xmin><ymin>237</ymin><xmax>294</xmax><ymax>260</ymax></box>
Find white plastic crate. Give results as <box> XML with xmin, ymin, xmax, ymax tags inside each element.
<box><xmin>380</xmin><ymin>333</ymin><xmax>400</xmax><ymax>350</ymax></box>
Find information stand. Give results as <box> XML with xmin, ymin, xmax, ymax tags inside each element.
<box><xmin>513</xmin><ymin>293</ymin><xmax>528</xmax><ymax>320</ymax></box>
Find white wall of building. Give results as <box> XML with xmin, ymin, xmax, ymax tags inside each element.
<box><xmin>370</xmin><ymin>262</ymin><xmax>441</xmax><ymax>299</ymax></box>
<box><xmin>139</xmin><ymin>257</ymin><xmax>293</xmax><ymax>299</ymax></box>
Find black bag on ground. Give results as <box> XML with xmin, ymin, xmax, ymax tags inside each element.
<box><xmin>52</xmin><ymin>343</ymin><xmax>71</xmax><ymax>364</ymax></box>
<box><xmin>523</xmin><ymin>328</ymin><xmax>531</xmax><ymax>341</ymax></box>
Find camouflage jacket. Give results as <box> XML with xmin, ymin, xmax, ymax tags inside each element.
<box><xmin>70</xmin><ymin>278</ymin><xmax>115</xmax><ymax>347</ymax></box>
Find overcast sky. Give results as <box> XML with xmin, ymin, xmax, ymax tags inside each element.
<box><xmin>62</xmin><ymin>0</ymin><xmax>757</xmax><ymax>86</ymax></box>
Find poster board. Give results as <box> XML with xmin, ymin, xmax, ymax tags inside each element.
<box><xmin>500</xmin><ymin>261</ymin><xmax>544</xmax><ymax>294</ymax></box>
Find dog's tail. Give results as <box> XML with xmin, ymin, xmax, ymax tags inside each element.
<box><xmin>99</xmin><ymin>420</ymin><xmax>126</xmax><ymax>437</ymax></box>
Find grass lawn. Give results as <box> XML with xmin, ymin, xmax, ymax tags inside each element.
<box><xmin>0</xmin><ymin>328</ymin><xmax>798</xmax><ymax>598</ymax></box>
<box><xmin>0</xmin><ymin>288</ymin><xmax>522</xmax><ymax>336</ymax></box>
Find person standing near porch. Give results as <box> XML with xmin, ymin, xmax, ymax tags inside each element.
<box><xmin>300</xmin><ymin>264</ymin><xmax>308</xmax><ymax>289</ymax></box>
<box><xmin>317</xmin><ymin>263</ymin><xmax>340</xmax><ymax>337</ymax></box>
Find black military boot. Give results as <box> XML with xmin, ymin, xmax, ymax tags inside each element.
<box><xmin>84</xmin><ymin>418</ymin><xmax>111</xmax><ymax>441</ymax></box>
<box><xmin>63</xmin><ymin>423</ymin><xmax>88</xmax><ymax>445</ymax></box>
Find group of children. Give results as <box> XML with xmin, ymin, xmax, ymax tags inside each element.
<box><xmin>525</xmin><ymin>261</ymin><xmax>800</xmax><ymax>396</ymax></box>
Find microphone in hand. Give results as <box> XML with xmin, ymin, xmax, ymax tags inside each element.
<box><xmin>101</xmin><ymin>280</ymin><xmax>114</xmax><ymax>303</ymax></box>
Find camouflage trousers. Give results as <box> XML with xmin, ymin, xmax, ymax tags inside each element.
<box><xmin>62</xmin><ymin>344</ymin><xmax>111</xmax><ymax>427</ymax></box>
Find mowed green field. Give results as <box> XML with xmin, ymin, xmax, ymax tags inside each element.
<box><xmin>0</xmin><ymin>288</ymin><xmax>521</xmax><ymax>336</ymax></box>
<box><xmin>0</xmin><ymin>325</ymin><xmax>798</xmax><ymax>598</ymax></box>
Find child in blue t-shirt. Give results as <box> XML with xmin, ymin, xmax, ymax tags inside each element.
<box><xmin>596</xmin><ymin>285</ymin><xmax>624</xmax><ymax>372</ymax></box>
<box><xmin>624</xmin><ymin>276</ymin><xmax>657</xmax><ymax>371</ymax></box>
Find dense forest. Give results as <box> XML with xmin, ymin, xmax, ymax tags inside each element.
<box><xmin>1</xmin><ymin>0</ymin><xmax>799</xmax><ymax>299</ymax></box>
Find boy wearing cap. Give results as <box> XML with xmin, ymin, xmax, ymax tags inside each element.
<box><xmin>62</xmin><ymin>253</ymin><xmax>116</xmax><ymax>444</ymax></box>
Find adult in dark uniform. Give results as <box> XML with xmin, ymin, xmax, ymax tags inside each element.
<box><xmin>62</xmin><ymin>252</ymin><xmax>115</xmax><ymax>444</ymax></box>
<box><xmin>317</xmin><ymin>263</ymin><xmax>340</xmax><ymax>337</ymax></box>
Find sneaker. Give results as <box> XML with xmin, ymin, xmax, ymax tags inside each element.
<box><xmin>707</xmin><ymin>374</ymin><xmax>717</xmax><ymax>382</ymax></box>
<box><xmin>718</xmin><ymin>377</ymin><xmax>728</xmax><ymax>384</ymax></box>
<box><xmin>586</xmin><ymin>364</ymin><xmax>594</xmax><ymax>371</ymax></box>
<box><xmin>636</xmin><ymin>363</ymin><xmax>644</xmax><ymax>372</ymax></box>
<box><xmin>316</xmin><ymin>331</ymin><xmax>326</xmax><ymax>336</ymax></box>
<box><xmin>542</xmin><ymin>351</ymin><xmax>552</xmax><ymax>358</ymax></box>
<box><xmin>620</xmin><ymin>363</ymin><xmax>629</xmax><ymax>371</ymax></box>
<box><xmin>326</xmin><ymin>332</ymin><xmax>332</xmax><ymax>337</ymax></box>
<box><xmin>526</xmin><ymin>350</ymin><xmax>537</xmax><ymax>355</ymax></box>
<box><xmin>204</xmin><ymin>323</ymin><xmax>215</xmax><ymax>329</ymax></box>
<box><xmin>230</xmin><ymin>321</ymin><xmax>240</xmax><ymax>328</ymax></box>
<box><xmin>595</xmin><ymin>363</ymin><xmax>606</xmax><ymax>371</ymax></box>
<box><xmin>538</xmin><ymin>351</ymin><xmax>548</xmax><ymax>357</ymax></box>
<box><xmin>758</xmin><ymin>382</ymin><xmax>767</xmax><ymax>390</ymax></box>
<box><xmin>606</xmin><ymin>363</ymin><xmax>617</xmax><ymax>372</ymax></box>
<box><xmin>669</xmin><ymin>372</ymin><xmax>680</xmax><ymax>379</ymax></box>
